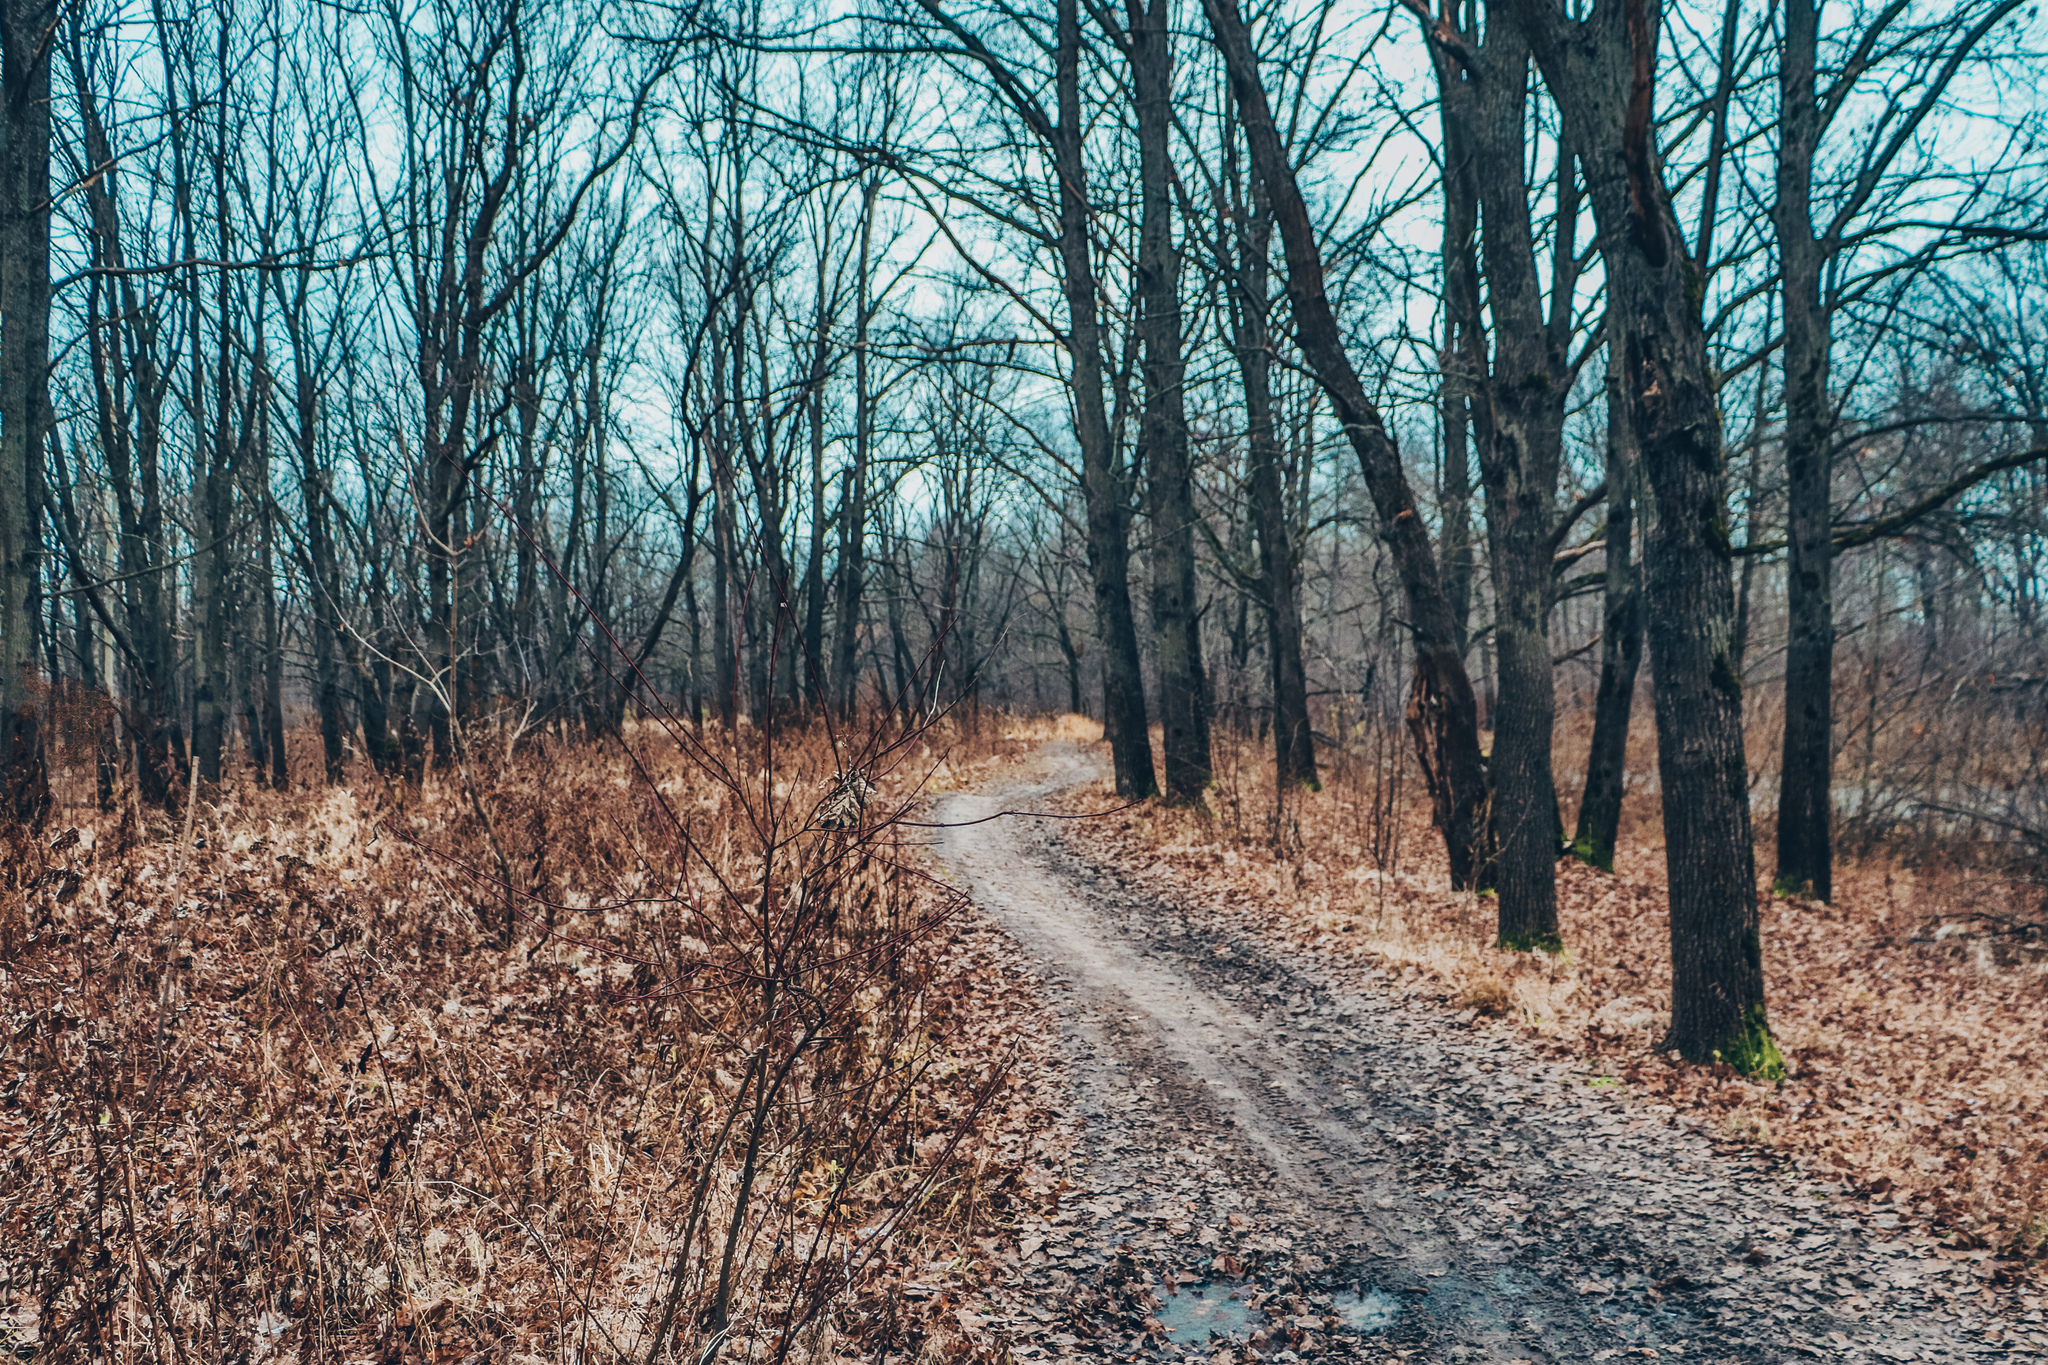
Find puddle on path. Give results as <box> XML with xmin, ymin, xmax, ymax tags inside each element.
<box><xmin>1331</xmin><ymin>1287</ymin><xmax>1403</xmax><ymax>1332</ymax></box>
<box><xmin>1156</xmin><ymin>1283</ymin><xmax>1256</xmax><ymax>1340</ymax></box>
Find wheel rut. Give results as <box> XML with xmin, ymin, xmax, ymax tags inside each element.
<box><xmin>930</xmin><ymin>745</ymin><xmax>2022</xmax><ymax>1364</ymax></box>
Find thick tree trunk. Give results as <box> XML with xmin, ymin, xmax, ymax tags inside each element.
<box><xmin>1774</xmin><ymin>0</ymin><xmax>1833</xmax><ymax>901</ymax></box>
<box><xmin>1061</xmin><ymin>0</ymin><xmax>1157</xmax><ymax>799</ymax></box>
<box><xmin>1573</xmin><ymin>339</ymin><xmax>1645</xmax><ymax>871</ymax></box>
<box><xmin>1130</xmin><ymin>0</ymin><xmax>1211</xmax><ymax>803</ymax></box>
<box><xmin>1430</xmin><ymin>9</ymin><xmax>1575</xmax><ymax>948</ymax></box>
<box><xmin>1207</xmin><ymin>0</ymin><xmax>1485</xmax><ymax>884</ymax></box>
<box><xmin>0</xmin><ymin>0</ymin><xmax>54</xmax><ymax>824</ymax></box>
<box><xmin>1515</xmin><ymin>0</ymin><xmax>1776</xmax><ymax>1073</ymax></box>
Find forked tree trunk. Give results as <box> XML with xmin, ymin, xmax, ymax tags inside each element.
<box><xmin>1514</xmin><ymin>0</ymin><xmax>1776</xmax><ymax>1074</ymax></box>
<box><xmin>1426</xmin><ymin>6</ymin><xmax>1578</xmax><ymax>949</ymax></box>
<box><xmin>1206</xmin><ymin>0</ymin><xmax>1486</xmax><ymax>884</ymax></box>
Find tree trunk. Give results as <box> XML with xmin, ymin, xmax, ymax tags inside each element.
<box><xmin>803</xmin><ymin>333</ymin><xmax>829</xmax><ymax>710</ymax></box>
<box><xmin>713</xmin><ymin>431</ymin><xmax>738</xmax><ymax>728</ymax></box>
<box><xmin>189</xmin><ymin>413</ymin><xmax>232</xmax><ymax>787</ymax></box>
<box><xmin>1458</xmin><ymin>24</ymin><xmax>1564</xmax><ymax>949</ymax></box>
<box><xmin>833</xmin><ymin>177</ymin><xmax>879</xmax><ymax>721</ymax></box>
<box><xmin>1573</xmin><ymin>337</ymin><xmax>1645</xmax><ymax>871</ymax></box>
<box><xmin>258</xmin><ymin>468</ymin><xmax>288</xmax><ymax>791</ymax></box>
<box><xmin>1225</xmin><ymin>154</ymin><xmax>1316</xmax><ymax>789</ymax></box>
<box><xmin>1206</xmin><ymin>0</ymin><xmax>1485</xmax><ymax>884</ymax></box>
<box><xmin>1438</xmin><ymin>75</ymin><xmax>1483</xmax><ymax>662</ymax></box>
<box><xmin>289</xmin><ymin>347</ymin><xmax>348</xmax><ymax>784</ymax></box>
<box><xmin>1056</xmin><ymin>612</ymin><xmax>1084</xmax><ymax>716</ymax></box>
<box><xmin>1061</xmin><ymin>0</ymin><xmax>1156</xmax><ymax>799</ymax></box>
<box><xmin>1773</xmin><ymin>0</ymin><xmax>1833</xmax><ymax>901</ymax></box>
<box><xmin>1438</xmin><ymin>11</ymin><xmax>1574</xmax><ymax>950</ymax></box>
<box><xmin>188</xmin><ymin>75</ymin><xmax>236</xmax><ymax>791</ymax></box>
<box><xmin>1730</xmin><ymin>342</ymin><xmax>1769</xmax><ymax>671</ymax></box>
<box><xmin>1514</xmin><ymin>0</ymin><xmax>1777</xmax><ymax>1074</ymax></box>
<box><xmin>0</xmin><ymin>0</ymin><xmax>54</xmax><ymax>824</ymax></box>
<box><xmin>1129</xmin><ymin>0</ymin><xmax>1210</xmax><ymax>803</ymax></box>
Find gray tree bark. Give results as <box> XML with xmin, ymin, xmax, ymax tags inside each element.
<box><xmin>1426</xmin><ymin>5</ymin><xmax>1578</xmax><ymax>949</ymax></box>
<box><xmin>1773</xmin><ymin>0</ymin><xmax>1832</xmax><ymax>901</ymax></box>
<box><xmin>0</xmin><ymin>0</ymin><xmax>53</xmax><ymax>823</ymax></box>
<box><xmin>1129</xmin><ymin>0</ymin><xmax>1211</xmax><ymax>803</ymax></box>
<box><xmin>1573</xmin><ymin>336</ymin><xmax>1645</xmax><ymax>871</ymax></box>
<box><xmin>1513</xmin><ymin>0</ymin><xmax>1776</xmax><ymax>1073</ymax></box>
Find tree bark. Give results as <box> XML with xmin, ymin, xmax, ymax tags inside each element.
<box><xmin>1432</xmin><ymin>9</ymin><xmax>1574</xmax><ymax>949</ymax></box>
<box><xmin>1223</xmin><ymin>142</ymin><xmax>1316</xmax><ymax>789</ymax></box>
<box><xmin>1437</xmin><ymin>65</ymin><xmax>1483</xmax><ymax>661</ymax></box>
<box><xmin>1129</xmin><ymin>0</ymin><xmax>1211</xmax><ymax>803</ymax></box>
<box><xmin>1061</xmin><ymin>0</ymin><xmax>1157</xmax><ymax>799</ymax></box>
<box><xmin>1205</xmin><ymin>0</ymin><xmax>1485</xmax><ymax>883</ymax></box>
<box><xmin>1513</xmin><ymin>0</ymin><xmax>1776</xmax><ymax>1073</ymax></box>
<box><xmin>833</xmin><ymin>177</ymin><xmax>879</xmax><ymax>720</ymax></box>
<box><xmin>1573</xmin><ymin>336</ymin><xmax>1645</xmax><ymax>871</ymax></box>
<box><xmin>1773</xmin><ymin>0</ymin><xmax>1833</xmax><ymax>901</ymax></box>
<box><xmin>803</xmin><ymin>290</ymin><xmax>830</xmax><ymax>710</ymax></box>
<box><xmin>256</xmin><ymin>420</ymin><xmax>288</xmax><ymax>791</ymax></box>
<box><xmin>0</xmin><ymin>0</ymin><xmax>54</xmax><ymax>824</ymax></box>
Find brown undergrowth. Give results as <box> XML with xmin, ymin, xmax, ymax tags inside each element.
<box><xmin>1046</xmin><ymin>717</ymin><xmax>2047</xmax><ymax>1277</ymax></box>
<box><xmin>1</xmin><ymin>708</ymin><xmax>1073</xmax><ymax>1364</ymax></box>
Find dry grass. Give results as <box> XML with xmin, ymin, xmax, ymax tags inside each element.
<box><xmin>1049</xmin><ymin>711</ymin><xmax>2048</xmax><ymax>1275</ymax></box>
<box><xmin>0</xmin><ymin>709</ymin><xmax>1068</xmax><ymax>1363</ymax></box>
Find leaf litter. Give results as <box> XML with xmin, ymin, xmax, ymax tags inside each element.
<box><xmin>922</xmin><ymin>737</ymin><xmax>2047</xmax><ymax>1364</ymax></box>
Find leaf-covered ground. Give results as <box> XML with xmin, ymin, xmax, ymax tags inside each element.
<box><xmin>5</xmin><ymin>712</ymin><xmax>2039</xmax><ymax>1363</ymax></box>
<box><xmin>1046</xmin><ymin>732</ymin><xmax>2048</xmax><ymax>1271</ymax></box>
<box><xmin>921</xmin><ymin>740</ymin><xmax>2045</xmax><ymax>1363</ymax></box>
<box><xmin>0</xmin><ymin>719</ymin><xmax>1078</xmax><ymax>1364</ymax></box>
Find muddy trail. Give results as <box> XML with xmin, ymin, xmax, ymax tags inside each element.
<box><xmin>930</xmin><ymin>745</ymin><xmax>2035</xmax><ymax>1364</ymax></box>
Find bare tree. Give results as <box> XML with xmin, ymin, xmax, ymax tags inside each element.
<box><xmin>1114</xmin><ymin>0</ymin><xmax>1212</xmax><ymax>802</ymax></box>
<box><xmin>1204</xmin><ymin>0</ymin><xmax>1489</xmax><ymax>887</ymax></box>
<box><xmin>1511</xmin><ymin>0</ymin><xmax>1776</xmax><ymax>1073</ymax></box>
<box><xmin>1410</xmin><ymin>0</ymin><xmax>1590</xmax><ymax>949</ymax></box>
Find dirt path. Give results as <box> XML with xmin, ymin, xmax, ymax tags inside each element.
<box><xmin>931</xmin><ymin>745</ymin><xmax>2037</xmax><ymax>1365</ymax></box>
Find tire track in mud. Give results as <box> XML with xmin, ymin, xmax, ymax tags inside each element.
<box><xmin>931</xmin><ymin>746</ymin><xmax>2027</xmax><ymax>1365</ymax></box>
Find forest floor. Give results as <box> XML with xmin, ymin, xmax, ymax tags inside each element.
<box><xmin>925</xmin><ymin>741</ymin><xmax>2047</xmax><ymax>1365</ymax></box>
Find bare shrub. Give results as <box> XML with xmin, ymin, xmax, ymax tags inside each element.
<box><xmin>0</xmin><ymin>704</ymin><xmax>1048</xmax><ymax>1361</ymax></box>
